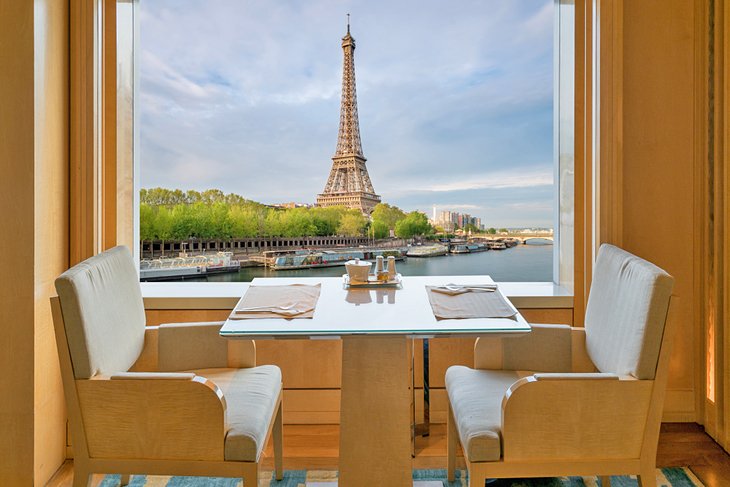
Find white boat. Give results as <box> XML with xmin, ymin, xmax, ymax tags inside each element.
<box><xmin>140</xmin><ymin>251</ymin><xmax>240</xmax><ymax>281</ymax></box>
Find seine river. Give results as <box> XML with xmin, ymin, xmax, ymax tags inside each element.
<box><xmin>193</xmin><ymin>241</ymin><xmax>553</xmax><ymax>283</ymax></box>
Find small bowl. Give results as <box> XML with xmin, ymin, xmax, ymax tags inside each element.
<box><xmin>345</xmin><ymin>259</ymin><xmax>371</xmax><ymax>283</ymax></box>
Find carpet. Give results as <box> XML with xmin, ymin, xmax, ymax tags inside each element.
<box><xmin>99</xmin><ymin>468</ymin><xmax>704</xmax><ymax>486</ymax></box>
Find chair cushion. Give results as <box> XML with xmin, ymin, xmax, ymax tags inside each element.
<box><xmin>584</xmin><ymin>244</ymin><xmax>674</xmax><ymax>379</ymax></box>
<box><xmin>55</xmin><ymin>246</ymin><xmax>145</xmax><ymax>379</ymax></box>
<box><xmin>191</xmin><ymin>366</ymin><xmax>282</xmax><ymax>462</ymax></box>
<box><xmin>445</xmin><ymin>366</ymin><xmax>525</xmax><ymax>462</ymax></box>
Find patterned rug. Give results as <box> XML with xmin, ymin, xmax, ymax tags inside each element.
<box><xmin>99</xmin><ymin>468</ymin><xmax>703</xmax><ymax>486</ymax></box>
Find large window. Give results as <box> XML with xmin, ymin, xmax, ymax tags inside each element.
<box><xmin>120</xmin><ymin>0</ymin><xmax>574</xmax><ymax>284</ymax></box>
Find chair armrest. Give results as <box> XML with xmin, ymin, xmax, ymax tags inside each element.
<box><xmin>532</xmin><ymin>372</ymin><xmax>618</xmax><ymax>380</ymax></box>
<box><xmin>76</xmin><ymin>374</ymin><xmax>227</xmax><ymax>461</ymax></box>
<box><xmin>156</xmin><ymin>321</ymin><xmax>256</xmax><ymax>371</ymax></box>
<box><xmin>111</xmin><ymin>371</ymin><xmax>196</xmax><ymax>380</ymax></box>
<box><xmin>500</xmin><ymin>375</ymin><xmax>653</xmax><ymax>461</ymax></box>
<box><xmin>475</xmin><ymin>324</ymin><xmax>573</xmax><ymax>372</ymax></box>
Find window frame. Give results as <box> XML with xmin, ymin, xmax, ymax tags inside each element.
<box><xmin>106</xmin><ymin>0</ymin><xmax>590</xmax><ymax>292</ymax></box>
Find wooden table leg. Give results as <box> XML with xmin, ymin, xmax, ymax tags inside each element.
<box><xmin>339</xmin><ymin>336</ymin><xmax>412</xmax><ymax>487</ymax></box>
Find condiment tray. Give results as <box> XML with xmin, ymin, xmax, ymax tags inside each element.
<box><xmin>343</xmin><ymin>273</ymin><xmax>403</xmax><ymax>288</ymax></box>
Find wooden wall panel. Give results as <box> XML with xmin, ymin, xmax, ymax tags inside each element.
<box><xmin>257</xmin><ymin>340</ymin><xmax>342</xmax><ymax>389</ymax></box>
<box><xmin>33</xmin><ymin>1</ymin><xmax>70</xmax><ymax>483</ymax></box>
<box><xmin>620</xmin><ymin>0</ymin><xmax>698</xmax><ymax>422</ymax></box>
<box><xmin>0</xmin><ymin>2</ymin><xmax>36</xmax><ymax>483</ymax></box>
<box><xmin>0</xmin><ymin>1</ymin><xmax>69</xmax><ymax>484</ymax></box>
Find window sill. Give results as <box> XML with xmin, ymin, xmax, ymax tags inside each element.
<box><xmin>140</xmin><ymin>281</ymin><xmax>573</xmax><ymax>310</ymax></box>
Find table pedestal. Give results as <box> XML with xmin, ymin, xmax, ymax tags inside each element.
<box><xmin>339</xmin><ymin>336</ymin><xmax>412</xmax><ymax>487</ymax></box>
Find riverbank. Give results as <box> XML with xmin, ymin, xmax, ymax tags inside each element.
<box><xmin>188</xmin><ymin>242</ymin><xmax>554</xmax><ymax>283</ymax></box>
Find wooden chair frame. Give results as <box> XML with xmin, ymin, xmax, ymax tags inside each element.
<box><xmin>51</xmin><ymin>296</ymin><xmax>283</xmax><ymax>487</ymax></box>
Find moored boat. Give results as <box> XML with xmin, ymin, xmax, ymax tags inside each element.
<box><xmin>466</xmin><ymin>243</ymin><xmax>488</xmax><ymax>252</ymax></box>
<box><xmin>450</xmin><ymin>244</ymin><xmax>470</xmax><ymax>254</ymax></box>
<box><xmin>140</xmin><ymin>251</ymin><xmax>240</xmax><ymax>281</ymax></box>
<box><xmin>270</xmin><ymin>248</ymin><xmax>406</xmax><ymax>270</ymax></box>
<box><xmin>406</xmin><ymin>244</ymin><xmax>448</xmax><ymax>258</ymax></box>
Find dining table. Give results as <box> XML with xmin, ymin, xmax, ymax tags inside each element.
<box><xmin>219</xmin><ymin>275</ymin><xmax>531</xmax><ymax>487</ymax></box>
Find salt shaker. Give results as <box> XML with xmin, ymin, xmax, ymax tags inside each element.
<box><xmin>387</xmin><ymin>255</ymin><xmax>396</xmax><ymax>278</ymax></box>
<box><xmin>376</xmin><ymin>255</ymin><xmax>388</xmax><ymax>281</ymax></box>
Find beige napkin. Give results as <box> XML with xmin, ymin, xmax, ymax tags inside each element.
<box><xmin>426</xmin><ymin>286</ymin><xmax>517</xmax><ymax>320</ymax></box>
<box><xmin>232</xmin><ymin>284</ymin><xmax>321</xmax><ymax>319</ymax></box>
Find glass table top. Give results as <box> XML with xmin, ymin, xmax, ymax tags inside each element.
<box><xmin>220</xmin><ymin>275</ymin><xmax>531</xmax><ymax>339</ymax></box>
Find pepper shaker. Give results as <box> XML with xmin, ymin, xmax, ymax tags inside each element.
<box><xmin>387</xmin><ymin>255</ymin><xmax>396</xmax><ymax>279</ymax></box>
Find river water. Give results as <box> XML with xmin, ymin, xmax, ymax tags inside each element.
<box><xmin>192</xmin><ymin>241</ymin><xmax>554</xmax><ymax>283</ymax></box>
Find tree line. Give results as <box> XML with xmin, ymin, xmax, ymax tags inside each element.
<box><xmin>139</xmin><ymin>188</ymin><xmax>433</xmax><ymax>242</ymax></box>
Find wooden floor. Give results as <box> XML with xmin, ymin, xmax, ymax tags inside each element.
<box><xmin>47</xmin><ymin>423</ymin><xmax>730</xmax><ymax>486</ymax></box>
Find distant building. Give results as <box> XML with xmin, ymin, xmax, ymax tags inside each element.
<box><xmin>434</xmin><ymin>209</ymin><xmax>483</xmax><ymax>232</ymax></box>
<box><xmin>271</xmin><ymin>202</ymin><xmax>312</xmax><ymax>209</ymax></box>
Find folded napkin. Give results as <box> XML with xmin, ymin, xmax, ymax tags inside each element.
<box><xmin>231</xmin><ymin>283</ymin><xmax>321</xmax><ymax>319</ymax></box>
<box><xmin>426</xmin><ymin>285</ymin><xmax>516</xmax><ymax>320</ymax></box>
<box><xmin>430</xmin><ymin>283</ymin><xmax>498</xmax><ymax>295</ymax></box>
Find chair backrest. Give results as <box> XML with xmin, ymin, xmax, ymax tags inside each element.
<box><xmin>584</xmin><ymin>244</ymin><xmax>674</xmax><ymax>380</ymax></box>
<box><xmin>54</xmin><ymin>246</ymin><xmax>146</xmax><ymax>379</ymax></box>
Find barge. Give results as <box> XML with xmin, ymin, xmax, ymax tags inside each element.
<box><xmin>270</xmin><ymin>248</ymin><xmax>406</xmax><ymax>271</ymax></box>
<box><xmin>406</xmin><ymin>244</ymin><xmax>448</xmax><ymax>258</ymax></box>
<box><xmin>140</xmin><ymin>251</ymin><xmax>240</xmax><ymax>281</ymax></box>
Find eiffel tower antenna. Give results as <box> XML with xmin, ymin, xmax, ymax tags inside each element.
<box><xmin>316</xmin><ymin>20</ymin><xmax>381</xmax><ymax>215</ymax></box>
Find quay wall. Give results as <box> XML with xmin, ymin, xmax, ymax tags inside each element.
<box><xmin>140</xmin><ymin>236</ymin><xmax>407</xmax><ymax>259</ymax></box>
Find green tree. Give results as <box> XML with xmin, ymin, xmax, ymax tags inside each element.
<box><xmin>152</xmin><ymin>206</ymin><xmax>175</xmax><ymax>254</ymax></box>
<box><xmin>487</xmin><ymin>227</ymin><xmax>497</xmax><ymax>235</ymax></box>
<box><xmin>310</xmin><ymin>206</ymin><xmax>345</xmax><ymax>236</ymax></box>
<box><xmin>139</xmin><ymin>203</ymin><xmax>155</xmax><ymax>241</ymax></box>
<box><xmin>264</xmin><ymin>210</ymin><xmax>284</xmax><ymax>237</ymax></box>
<box><xmin>338</xmin><ymin>210</ymin><xmax>368</xmax><ymax>236</ymax></box>
<box><xmin>499</xmin><ymin>228</ymin><xmax>508</xmax><ymax>234</ymax></box>
<box><xmin>189</xmin><ymin>202</ymin><xmax>214</xmax><ymax>238</ymax></box>
<box><xmin>280</xmin><ymin>207</ymin><xmax>317</xmax><ymax>237</ymax></box>
<box><xmin>201</xmin><ymin>189</ymin><xmax>226</xmax><ymax>205</ymax></box>
<box><xmin>371</xmin><ymin>219</ymin><xmax>390</xmax><ymax>239</ymax></box>
<box><xmin>140</xmin><ymin>187</ymin><xmax>389</xmax><ymax>240</ymax></box>
<box><xmin>169</xmin><ymin>204</ymin><xmax>196</xmax><ymax>239</ymax></box>
<box><xmin>209</xmin><ymin>202</ymin><xmax>232</xmax><ymax>238</ymax></box>
<box><xmin>142</xmin><ymin>187</ymin><xmax>186</xmax><ymax>206</ymax></box>
<box><xmin>395</xmin><ymin>211</ymin><xmax>432</xmax><ymax>238</ymax></box>
<box><xmin>228</xmin><ymin>206</ymin><xmax>259</xmax><ymax>238</ymax></box>
<box><xmin>371</xmin><ymin>203</ymin><xmax>406</xmax><ymax>236</ymax></box>
<box><xmin>185</xmin><ymin>190</ymin><xmax>202</xmax><ymax>204</ymax></box>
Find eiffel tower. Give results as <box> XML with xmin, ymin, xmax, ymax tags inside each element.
<box><xmin>316</xmin><ymin>18</ymin><xmax>381</xmax><ymax>215</ymax></box>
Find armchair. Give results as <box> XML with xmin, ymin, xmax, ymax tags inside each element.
<box><xmin>446</xmin><ymin>244</ymin><xmax>675</xmax><ymax>487</ymax></box>
<box><xmin>51</xmin><ymin>246</ymin><xmax>283</xmax><ymax>487</ymax></box>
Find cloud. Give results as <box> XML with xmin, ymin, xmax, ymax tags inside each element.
<box><xmin>433</xmin><ymin>204</ymin><xmax>483</xmax><ymax>211</ymax></box>
<box><xmin>139</xmin><ymin>0</ymin><xmax>555</xmax><ymax>227</ymax></box>
<box><xmin>424</xmin><ymin>171</ymin><xmax>553</xmax><ymax>193</ymax></box>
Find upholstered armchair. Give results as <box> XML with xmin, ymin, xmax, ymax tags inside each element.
<box><xmin>51</xmin><ymin>246</ymin><xmax>283</xmax><ymax>487</ymax></box>
<box><xmin>446</xmin><ymin>244</ymin><xmax>675</xmax><ymax>487</ymax></box>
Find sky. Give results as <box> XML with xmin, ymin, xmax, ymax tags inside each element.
<box><xmin>139</xmin><ymin>0</ymin><xmax>554</xmax><ymax>228</ymax></box>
